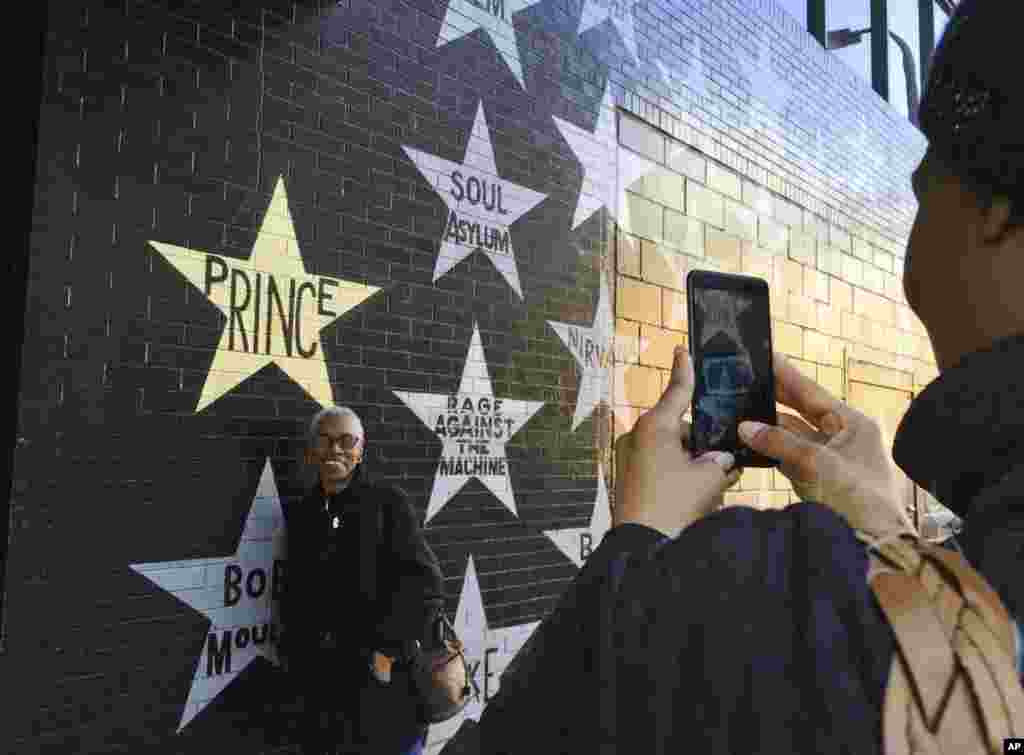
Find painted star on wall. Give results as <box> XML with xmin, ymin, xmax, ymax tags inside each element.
<box><xmin>617</xmin><ymin>146</ymin><xmax>663</xmax><ymax>235</ymax></box>
<box><xmin>546</xmin><ymin>275</ymin><xmax>612</xmax><ymax>431</ymax></box>
<box><xmin>542</xmin><ymin>471</ymin><xmax>612</xmax><ymax>568</ymax></box>
<box><xmin>402</xmin><ymin>102</ymin><xmax>548</xmax><ymax>299</ymax></box>
<box><xmin>436</xmin><ymin>0</ymin><xmax>543</xmax><ymax>88</ymax></box>
<box><xmin>552</xmin><ymin>81</ymin><xmax>617</xmax><ymax>231</ymax></box>
<box><xmin>426</xmin><ymin>555</ymin><xmax>541</xmax><ymax>746</ymax></box>
<box><xmin>393</xmin><ymin>322</ymin><xmax>545</xmax><ymax>524</ymax></box>
<box><xmin>148</xmin><ymin>176</ymin><xmax>381</xmax><ymax>412</ymax></box>
<box><xmin>129</xmin><ymin>459</ymin><xmax>286</xmax><ymax>733</ymax></box>
<box><xmin>578</xmin><ymin>0</ymin><xmax>639</xmax><ymax>62</ymax></box>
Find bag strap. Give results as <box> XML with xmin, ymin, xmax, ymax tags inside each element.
<box><xmin>866</xmin><ymin>537</ymin><xmax>1024</xmax><ymax>754</ymax></box>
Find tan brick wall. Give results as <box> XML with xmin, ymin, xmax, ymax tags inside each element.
<box><xmin>687</xmin><ymin>179</ymin><xmax>725</xmax><ymax>228</ymax></box>
<box><xmin>617</xmin><ymin>276</ymin><xmax>661</xmax><ymax>325</ymax></box>
<box><xmin>613</xmin><ymin>115</ymin><xmax>938</xmax><ymax>514</ymax></box>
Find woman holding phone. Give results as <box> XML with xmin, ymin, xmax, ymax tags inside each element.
<box><xmin>477</xmin><ymin>3</ymin><xmax>1024</xmax><ymax>750</ymax></box>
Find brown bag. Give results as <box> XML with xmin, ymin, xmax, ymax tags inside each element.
<box><xmin>411</xmin><ymin>612</ymin><xmax>472</xmax><ymax>724</ymax></box>
<box><xmin>862</xmin><ymin>533</ymin><xmax>1024</xmax><ymax>754</ymax></box>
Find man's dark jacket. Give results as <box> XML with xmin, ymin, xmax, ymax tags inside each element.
<box><xmin>280</xmin><ymin>464</ymin><xmax>445</xmax><ymax>678</ymax></box>
<box><xmin>478</xmin><ymin>332</ymin><xmax>1024</xmax><ymax>754</ymax></box>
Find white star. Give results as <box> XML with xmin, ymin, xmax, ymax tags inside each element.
<box><xmin>578</xmin><ymin>0</ymin><xmax>638</xmax><ymax>61</ymax></box>
<box><xmin>616</xmin><ymin>145</ymin><xmax>661</xmax><ymax>236</ymax></box>
<box><xmin>129</xmin><ymin>459</ymin><xmax>286</xmax><ymax>732</ymax></box>
<box><xmin>552</xmin><ymin>82</ymin><xmax>617</xmax><ymax>230</ymax></box>
<box><xmin>148</xmin><ymin>176</ymin><xmax>380</xmax><ymax>412</ymax></box>
<box><xmin>547</xmin><ymin>275</ymin><xmax>612</xmax><ymax>431</ymax></box>
<box><xmin>402</xmin><ymin>102</ymin><xmax>548</xmax><ymax>299</ymax></box>
<box><xmin>542</xmin><ymin>471</ymin><xmax>612</xmax><ymax>567</ymax></box>
<box><xmin>426</xmin><ymin>555</ymin><xmax>541</xmax><ymax>745</ymax></box>
<box><xmin>436</xmin><ymin>0</ymin><xmax>542</xmax><ymax>88</ymax></box>
<box><xmin>393</xmin><ymin>322</ymin><xmax>545</xmax><ymax>524</ymax></box>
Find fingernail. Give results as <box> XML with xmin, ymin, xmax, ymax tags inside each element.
<box><xmin>738</xmin><ymin>421</ymin><xmax>767</xmax><ymax>442</ymax></box>
<box><xmin>698</xmin><ymin>451</ymin><xmax>735</xmax><ymax>470</ymax></box>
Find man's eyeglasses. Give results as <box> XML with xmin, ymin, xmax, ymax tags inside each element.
<box><xmin>317</xmin><ymin>432</ymin><xmax>363</xmax><ymax>451</ymax></box>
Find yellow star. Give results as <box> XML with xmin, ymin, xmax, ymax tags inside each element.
<box><xmin>148</xmin><ymin>176</ymin><xmax>381</xmax><ymax>412</ymax></box>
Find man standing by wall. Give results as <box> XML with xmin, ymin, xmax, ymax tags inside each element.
<box><xmin>281</xmin><ymin>406</ymin><xmax>445</xmax><ymax>754</ymax></box>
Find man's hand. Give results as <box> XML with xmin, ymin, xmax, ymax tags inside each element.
<box><xmin>613</xmin><ymin>346</ymin><xmax>742</xmax><ymax>538</ymax></box>
<box><xmin>737</xmin><ymin>351</ymin><xmax>915</xmax><ymax>539</ymax></box>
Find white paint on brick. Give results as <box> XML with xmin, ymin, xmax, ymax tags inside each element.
<box><xmin>552</xmin><ymin>82</ymin><xmax>617</xmax><ymax>230</ymax></box>
<box><xmin>393</xmin><ymin>322</ymin><xmax>545</xmax><ymax>524</ymax></box>
<box><xmin>578</xmin><ymin>0</ymin><xmax>638</xmax><ymax>61</ymax></box>
<box><xmin>436</xmin><ymin>0</ymin><xmax>543</xmax><ymax>87</ymax></box>
<box><xmin>129</xmin><ymin>458</ymin><xmax>286</xmax><ymax>733</ymax></box>
<box><xmin>547</xmin><ymin>275</ymin><xmax>613</xmax><ymax>431</ymax></box>
<box><xmin>402</xmin><ymin>102</ymin><xmax>548</xmax><ymax>299</ymax></box>
<box><xmin>425</xmin><ymin>555</ymin><xmax>541</xmax><ymax>750</ymax></box>
<box><xmin>542</xmin><ymin>470</ymin><xmax>612</xmax><ymax>567</ymax></box>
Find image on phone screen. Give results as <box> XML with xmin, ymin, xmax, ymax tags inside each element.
<box><xmin>691</xmin><ymin>286</ymin><xmax>774</xmax><ymax>462</ymax></box>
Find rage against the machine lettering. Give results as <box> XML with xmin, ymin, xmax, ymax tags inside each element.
<box><xmin>435</xmin><ymin>395</ymin><xmax>515</xmax><ymax>476</ymax></box>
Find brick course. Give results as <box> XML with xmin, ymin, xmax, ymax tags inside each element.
<box><xmin>7</xmin><ymin>0</ymin><xmax>937</xmax><ymax>751</ymax></box>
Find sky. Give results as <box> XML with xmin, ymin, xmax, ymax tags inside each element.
<box><xmin>773</xmin><ymin>0</ymin><xmax>953</xmax><ymax>119</ymax></box>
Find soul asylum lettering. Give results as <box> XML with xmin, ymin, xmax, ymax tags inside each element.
<box><xmin>206</xmin><ymin>560</ymin><xmax>285</xmax><ymax>677</ymax></box>
<box><xmin>434</xmin><ymin>396</ymin><xmax>514</xmax><ymax>476</ymax></box>
<box><xmin>444</xmin><ymin>171</ymin><xmax>512</xmax><ymax>255</ymax></box>
<box><xmin>567</xmin><ymin>326</ymin><xmax>609</xmax><ymax>369</ymax></box>
<box><xmin>203</xmin><ymin>255</ymin><xmax>339</xmax><ymax>358</ymax></box>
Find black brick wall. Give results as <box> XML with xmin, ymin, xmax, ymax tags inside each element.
<box><xmin>3</xmin><ymin>0</ymin><xmax>927</xmax><ymax>752</ymax></box>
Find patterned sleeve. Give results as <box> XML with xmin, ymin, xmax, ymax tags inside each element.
<box><xmin>479</xmin><ymin>523</ymin><xmax>666</xmax><ymax>755</ymax></box>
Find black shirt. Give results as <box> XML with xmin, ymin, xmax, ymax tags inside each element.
<box><xmin>280</xmin><ymin>465</ymin><xmax>445</xmax><ymax>678</ymax></box>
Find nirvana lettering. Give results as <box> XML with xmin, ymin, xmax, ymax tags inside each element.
<box><xmin>567</xmin><ymin>326</ymin><xmax>609</xmax><ymax>369</ymax></box>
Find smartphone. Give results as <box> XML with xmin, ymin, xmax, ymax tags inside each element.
<box><xmin>686</xmin><ymin>270</ymin><xmax>778</xmax><ymax>468</ymax></box>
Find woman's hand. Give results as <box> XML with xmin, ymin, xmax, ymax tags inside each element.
<box><xmin>737</xmin><ymin>351</ymin><xmax>915</xmax><ymax>539</ymax></box>
<box><xmin>613</xmin><ymin>346</ymin><xmax>742</xmax><ymax>538</ymax></box>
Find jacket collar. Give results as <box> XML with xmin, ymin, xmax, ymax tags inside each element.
<box><xmin>892</xmin><ymin>331</ymin><xmax>1024</xmax><ymax>518</ymax></box>
<box><xmin>311</xmin><ymin>463</ymin><xmax>368</xmax><ymax>510</ymax></box>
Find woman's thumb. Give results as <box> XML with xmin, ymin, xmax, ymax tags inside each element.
<box><xmin>693</xmin><ymin>451</ymin><xmax>741</xmax><ymax>499</ymax></box>
<box><xmin>738</xmin><ymin>421</ymin><xmax>818</xmax><ymax>480</ymax></box>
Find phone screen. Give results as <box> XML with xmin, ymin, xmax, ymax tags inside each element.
<box><xmin>689</xmin><ymin>273</ymin><xmax>777</xmax><ymax>467</ymax></box>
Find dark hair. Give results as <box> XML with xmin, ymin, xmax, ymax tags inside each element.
<box><xmin>918</xmin><ymin>0</ymin><xmax>1024</xmax><ymax>227</ymax></box>
<box><xmin>927</xmin><ymin>149</ymin><xmax>1024</xmax><ymax>228</ymax></box>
